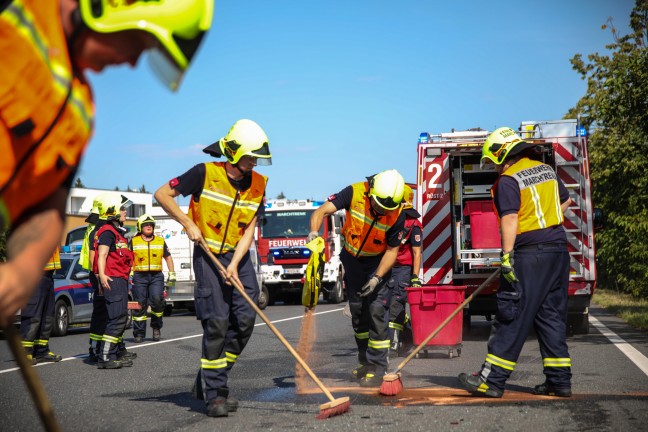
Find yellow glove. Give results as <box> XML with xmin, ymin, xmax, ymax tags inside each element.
<box><xmin>500</xmin><ymin>252</ymin><xmax>518</xmax><ymax>283</ymax></box>
<box><xmin>167</xmin><ymin>271</ymin><xmax>177</xmax><ymax>289</ymax></box>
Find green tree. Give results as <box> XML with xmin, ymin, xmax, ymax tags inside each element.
<box><xmin>73</xmin><ymin>177</ymin><xmax>85</xmax><ymax>188</ymax></box>
<box><xmin>276</xmin><ymin>191</ymin><xmax>286</xmax><ymax>199</ymax></box>
<box><xmin>566</xmin><ymin>0</ymin><xmax>648</xmax><ymax>296</ymax></box>
<box><xmin>140</xmin><ymin>184</ymin><xmax>148</xmax><ymax>193</ymax></box>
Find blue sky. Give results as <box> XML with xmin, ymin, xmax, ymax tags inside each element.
<box><xmin>79</xmin><ymin>0</ymin><xmax>635</xmax><ymax>204</ymax></box>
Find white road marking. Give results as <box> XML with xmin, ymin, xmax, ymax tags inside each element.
<box><xmin>589</xmin><ymin>314</ymin><xmax>648</xmax><ymax>377</ymax></box>
<box><xmin>0</xmin><ymin>307</ymin><xmax>344</xmax><ymax>375</ymax></box>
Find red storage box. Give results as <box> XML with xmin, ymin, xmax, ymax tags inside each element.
<box><xmin>406</xmin><ymin>286</ymin><xmax>466</xmax><ymax>347</ymax></box>
<box><xmin>463</xmin><ymin>200</ymin><xmax>501</xmax><ymax>248</ymax></box>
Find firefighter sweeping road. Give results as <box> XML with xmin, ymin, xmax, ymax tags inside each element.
<box><xmin>1</xmin><ymin>303</ymin><xmax>648</xmax><ymax>431</ymax></box>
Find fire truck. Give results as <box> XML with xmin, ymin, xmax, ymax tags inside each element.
<box><xmin>415</xmin><ymin>119</ymin><xmax>602</xmax><ymax>334</ymax></box>
<box><xmin>257</xmin><ymin>199</ymin><xmax>346</xmax><ymax>305</ymax></box>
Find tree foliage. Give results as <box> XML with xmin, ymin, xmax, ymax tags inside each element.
<box><xmin>566</xmin><ymin>0</ymin><xmax>648</xmax><ymax>296</ymax></box>
<box><xmin>73</xmin><ymin>177</ymin><xmax>85</xmax><ymax>188</ymax></box>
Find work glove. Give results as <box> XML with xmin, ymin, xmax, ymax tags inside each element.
<box><xmin>167</xmin><ymin>271</ymin><xmax>177</xmax><ymax>289</ymax></box>
<box><xmin>307</xmin><ymin>231</ymin><xmax>320</xmax><ymax>243</ymax></box>
<box><xmin>410</xmin><ymin>274</ymin><xmax>422</xmax><ymax>288</ymax></box>
<box><xmin>358</xmin><ymin>275</ymin><xmax>382</xmax><ymax>297</ymax></box>
<box><xmin>500</xmin><ymin>251</ymin><xmax>518</xmax><ymax>284</ymax></box>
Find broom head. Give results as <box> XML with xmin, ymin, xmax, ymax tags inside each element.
<box><xmin>379</xmin><ymin>372</ymin><xmax>403</xmax><ymax>396</ymax></box>
<box><xmin>316</xmin><ymin>396</ymin><xmax>351</xmax><ymax>419</ymax></box>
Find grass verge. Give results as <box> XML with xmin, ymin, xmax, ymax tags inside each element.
<box><xmin>593</xmin><ymin>289</ymin><xmax>648</xmax><ymax>331</ymax></box>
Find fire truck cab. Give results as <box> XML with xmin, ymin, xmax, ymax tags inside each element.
<box><xmin>416</xmin><ymin>119</ymin><xmax>599</xmax><ymax>334</ymax></box>
<box><xmin>257</xmin><ymin>199</ymin><xmax>346</xmax><ymax>305</ymax></box>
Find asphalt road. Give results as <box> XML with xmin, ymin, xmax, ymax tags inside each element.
<box><xmin>1</xmin><ymin>303</ymin><xmax>648</xmax><ymax>431</ymax></box>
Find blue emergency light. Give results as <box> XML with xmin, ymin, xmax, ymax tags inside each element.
<box><xmin>418</xmin><ymin>132</ymin><xmax>430</xmax><ymax>144</ymax></box>
<box><xmin>303</xmin><ymin>249</ymin><xmax>311</xmax><ymax>257</ymax></box>
<box><xmin>577</xmin><ymin>126</ymin><xmax>587</xmax><ymax>137</ymax></box>
<box><xmin>60</xmin><ymin>244</ymin><xmax>82</xmax><ymax>253</ymax></box>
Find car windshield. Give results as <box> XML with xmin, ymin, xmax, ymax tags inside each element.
<box><xmin>260</xmin><ymin>210</ymin><xmax>316</xmax><ymax>238</ymax></box>
<box><xmin>53</xmin><ymin>258</ymin><xmax>73</xmax><ymax>279</ymax></box>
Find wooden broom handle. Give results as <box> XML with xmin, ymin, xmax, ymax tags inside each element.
<box><xmin>3</xmin><ymin>324</ymin><xmax>61</xmax><ymax>432</ymax></box>
<box><xmin>396</xmin><ymin>269</ymin><xmax>501</xmax><ymax>373</ymax></box>
<box><xmin>198</xmin><ymin>242</ymin><xmax>337</xmax><ymax>402</ymax></box>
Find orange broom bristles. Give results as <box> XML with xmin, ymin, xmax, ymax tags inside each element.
<box><xmin>379</xmin><ymin>373</ymin><xmax>403</xmax><ymax>396</ymax></box>
<box><xmin>316</xmin><ymin>396</ymin><xmax>351</xmax><ymax>419</ymax></box>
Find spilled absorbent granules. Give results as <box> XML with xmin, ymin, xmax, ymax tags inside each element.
<box><xmin>295</xmin><ymin>307</ymin><xmax>317</xmax><ymax>392</ymax></box>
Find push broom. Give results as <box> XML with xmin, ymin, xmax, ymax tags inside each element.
<box><xmin>198</xmin><ymin>242</ymin><xmax>350</xmax><ymax>419</ymax></box>
<box><xmin>380</xmin><ymin>269</ymin><xmax>501</xmax><ymax>396</ymax></box>
<box><xmin>3</xmin><ymin>324</ymin><xmax>61</xmax><ymax>432</ymax></box>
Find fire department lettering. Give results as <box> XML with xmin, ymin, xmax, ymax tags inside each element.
<box><xmin>268</xmin><ymin>239</ymin><xmax>307</xmax><ymax>247</ymax></box>
<box><xmin>513</xmin><ymin>165</ymin><xmax>557</xmax><ymax>189</ymax></box>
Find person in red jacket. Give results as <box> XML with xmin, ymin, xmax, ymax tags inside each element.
<box><xmin>0</xmin><ymin>0</ymin><xmax>213</xmax><ymax>329</ymax></box>
<box><xmin>387</xmin><ymin>185</ymin><xmax>422</xmax><ymax>356</ymax></box>
<box><xmin>93</xmin><ymin>193</ymin><xmax>134</xmax><ymax>369</ymax></box>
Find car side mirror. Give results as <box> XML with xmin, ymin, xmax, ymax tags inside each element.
<box><xmin>73</xmin><ymin>271</ymin><xmax>90</xmax><ymax>280</ymax></box>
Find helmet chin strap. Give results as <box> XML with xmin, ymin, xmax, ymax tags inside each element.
<box><xmin>233</xmin><ymin>162</ymin><xmax>252</xmax><ymax>177</ymax></box>
<box><xmin>66</xmin><ymin>7</ymin><xmax>88</xmax><ymax>73</ymax></box>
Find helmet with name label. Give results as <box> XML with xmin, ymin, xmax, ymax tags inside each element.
<box><xmin>481</xmin><ymin>127</ymin><xmax>533</xmax><ymax>168</ymax></box>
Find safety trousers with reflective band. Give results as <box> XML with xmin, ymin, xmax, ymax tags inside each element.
<box><xmin>387</xmin><ymin>265</ymin><xmax>411</xmax><ymax>342</ymax></box>
<box><xmin>88</xmin><ymin>273</ymin><xmax>107</xmax><ymax>355</ymax></box>
<box><xmin>99</xmin><ymin>277</ymin><xmax>129</xmax><ymax>361</ymax></box>
<box><xmin>193</xmin><ymin>248</ymin><xmax>259</xmax><ymax>402</ymax></box>
<box><xmin>482</xmin><ymin>243</ymin><xmax>572</xmax><ymax>391</ymax></box>
<box><xmin>131</xmin><ymin>271</ymin><xmax>165</xmax><ymax>338</ymax></box>
<box><xmin>20</xmin><ymin>272</ymin><xmax>55</xmax><ymax>356</ymax></box>
<box><xmin>341</xmin><ymin>249</ymin><xmax>392</xmax><ymax>368</ymax></box>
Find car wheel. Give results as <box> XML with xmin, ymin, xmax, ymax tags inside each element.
<box><xmin>52</xmin><ymin>299</ymin><xmax>69</xmax><ymax>337</ymax></box>
<box><xmin>258</xmin><ymin>284</ymin><xmax>269</xmax><ymax>310</ymax></box>
<box><xmin>328</xmin><ymin>273</ymin><xmax>344</xmax><ymax>304</ymax></box>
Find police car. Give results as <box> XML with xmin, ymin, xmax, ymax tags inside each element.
<box><xmin>52</xmin><ymin>246</ymin><xmax>133</xmax><ymax>336</ymax></box>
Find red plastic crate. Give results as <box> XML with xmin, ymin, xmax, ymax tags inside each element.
<box><xmin>406</xmin><ymin>286</ymin><xmax>466</xmax><ymax>346</ymax></box>
<box><xmin>463</xmin><ymin>200</ymin><xmax>501</xmax><ymax>248</ymax></box>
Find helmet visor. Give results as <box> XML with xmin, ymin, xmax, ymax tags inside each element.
<box><xmin>247</xmin><ymin>142</ymin><xmax>272</xmax><ymax>166</ymax></box>
<box><xmin>148</xmin><ymin>48</ymin><xmax>184</xmax><ymax>91</ymax></box>
<box><xmin>372</xmin><ymin>194</ymin><xmax>401</xmax><ymax>211</ymax></box>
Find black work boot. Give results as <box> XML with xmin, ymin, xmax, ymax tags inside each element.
<box><xmin>133</xmin><ymin>336</ymin><xmax>144</xmax><ymax>343</ymax></box>
<box><xmin>533</xmin><ymin>382</ymin><xmax>572</xmax><ymax>397</ymax></box>
<box><xmin>97</xmin><ymin>359</ymin><xmax>122</xmax><ymax>369</ymax></box>
<box><xmin>118</xmin><ymin>349</ymin><xmax>137</xmax><ymax>361</ymax></box>
<box><xmin>359</xmin><ymin>366</ymin><xmax>385</xmax><ymax>388</ymax></box>
<box><xmin>87</xmin><ymin>349</ymin><xmax>98</xmax><ymax>365</ymax></box>
<box><xmin>34</xmin><ymin>351</ymin><xmax>62</xmax><ymax>363</ymax></box>
<box><xmin>351</xmin><ymin>364</ymin><xmax>369</xmax><ymax>381</ymax></box>
<box><xmin>153</xmin><ymin>328</ymin><xmax>161</xmax><ymax>341</ymax></box>
<box><xmin>206</xmin><ymin>398</ymin><xmax>228</xmax><ymax>417</ymax></box>
<box><xmin>458</xmin><ymin>372</ymin><xmax>503</xmax><ymax>398</ymax></box>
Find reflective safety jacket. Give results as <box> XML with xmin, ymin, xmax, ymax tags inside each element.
<box><xmin>43</xmin><ymin>248</ymin><xmax>61</xmax><ymax>271</ymax></box>
<box><xmin>79</xmin><ymin>224</ymin><xmax>95</xmax><ymax>270</ymax></box>
<box><xmin>92</xmin><ymin>224</ymin><xmax>133</xmax><ymax>279</ymax></box>
<box><xmin>131</xmin><ymin>235</ymin><xmax>165</xmax><ymax>272</ymax></box>
<box><xmin>341</xmin><ymin>182</ymin><xmax>402</xmax><ymax>258</ymax></box>
<box><xmin>496</xmin><ymin>157</ymin><xmax>564</xmax><ymax>233</ymax></box>
<box><xmin>0</xmin><ymin>0</ymin><xmax>94</xmax><ymax>230</ymax></box>
<box><xmin>188</xmin><ymin>162</ymin><xmax>267</xmax><ymax>254</ymax></box>
<box><xmin>395</xmin><ymin>217</ymin><xmax>422</xmax><ymax>266</ymax></box>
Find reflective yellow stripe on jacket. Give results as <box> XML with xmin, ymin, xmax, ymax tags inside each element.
<box><xmin>43</xmin><ymin>249</ymin><xmax>61</xmax><ymax>271</ymax></box>
<box><xmin>131</xmin><ymin>235</ymin><xmax>165</xmax><ymax>272</ymax></box>
<box><xmin>341</xmin><ymin>182</ymin><xmax>401</xmax><ymax>257</ymax></box>
<box><xmin>189</xmin><ymin>162</ymin><xmax>267</xmax><ymax>254</ymax></box>
<box><xmin>501</xmin><ymin>158</ymin><xmax>564</xmax><ymax>233</ymax></box>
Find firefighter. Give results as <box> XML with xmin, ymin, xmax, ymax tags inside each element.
<box><xmin>387</xmin><ymin>184</ymin><xmax>422</xmax><ymax>357</ymax></box>
<box><xmin>20</xmin><ymin>249</ymin><xmax>63</xmax><ymax>365</ymax></box>
<box><xmin>93</xmin><ymin>193</ymin><xmax>135</xmax><ymax>369</ymax></box>
<box><xmin>309</xmin><ymin>169</ymin><xmax>406</xmax><ymax>387</ymax></box>
<box><xmin>0</xmin><ymin>0</ymin><xmax>214</xmax><ymax>329</ymax></box>
<box><xmin>458</xmin><ymin>127</ymin><xmax>573</xmax><ymax>398</ymax></box>
<box><xmin>154</xmin><ymin>119</ymin><xmax>271</xmax><ymax>417</ymax></box>
<box><xmin>130</xmin><ymin>214</ymin><xmax>175</xmax><ymax>342</ymax></box>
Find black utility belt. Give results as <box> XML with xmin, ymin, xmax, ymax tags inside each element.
<box><xmin>515</xmin><ymin>242</ymin><xmax>567</xmax><ymax>251</ymax></box>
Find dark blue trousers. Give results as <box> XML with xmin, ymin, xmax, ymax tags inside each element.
<box><xmin>340</xmin><ymin>249</ymin><xmax>391</xmax><ymax>370</ymax></box>
<box><xmin>20</xmin><ymin>272</ymin><xmax>55</xmax><ymax>356</ymax></box>
<box><xmin>132</xmin><ymin>271</ymin><xmax>165</xmax><ymax>337</ymax></box>
<box><xmin>481</xmin><ymin>243</ymin><xmax>572</xmax><ymax>391</ymax></box>
<box><xmin>193</xmin><ymin>248</ymin><xmax>258</xmax><ymax>402</ymax></box>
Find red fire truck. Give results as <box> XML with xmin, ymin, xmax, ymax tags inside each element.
<box><xmin>415</xmin><ymin>119</ymin><xmax>602</xmax><ymax>334</ymax></box>
<box><xmin>257</xmin><ymin>199</ymin><xmax>346</xmax><ymax>305</ymax></box>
